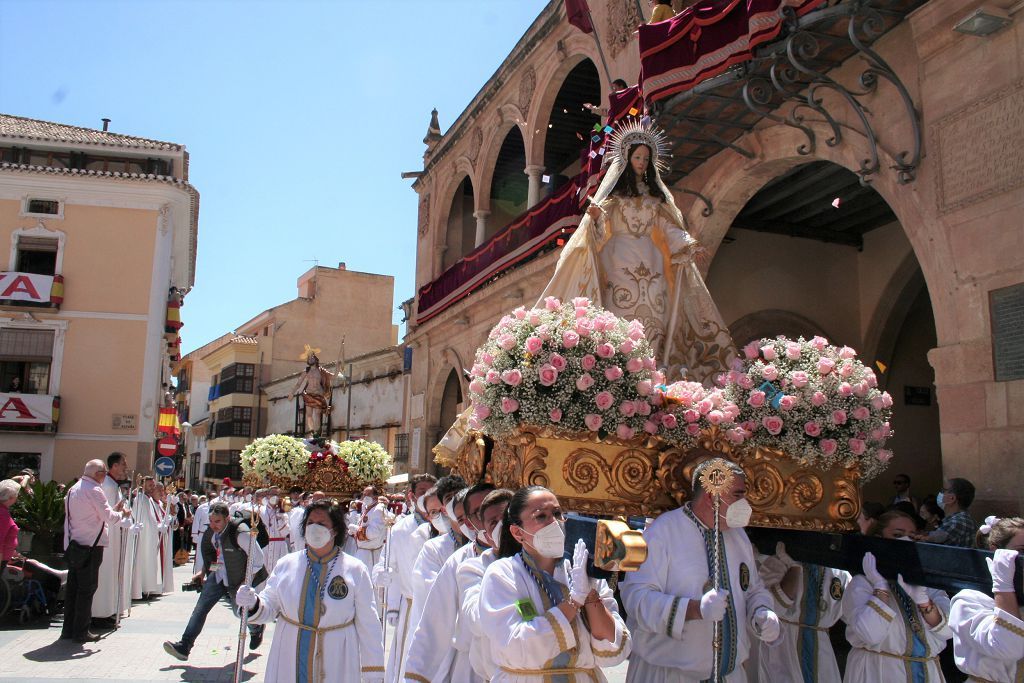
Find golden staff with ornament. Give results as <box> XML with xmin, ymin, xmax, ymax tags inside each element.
<box><xmin>697</xmin><ymin>458</ymin><xmax>735</xmax><ymax>683</ymax></box>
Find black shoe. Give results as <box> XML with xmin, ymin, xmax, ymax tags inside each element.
<box><xmin>73</xmin><ymin>631</ymin><xmax>101</xmax><ymax>643</ymax></box>
<box><xmin>59</xmin><ymin>632</ymin><xmax>72</xmax><ymax>640</ymax></box>
<box><xmin>249</xmin><ymin>629</ymin><xmax>263</xmax><ymax>650</ymax></box>
<box><xmin>163</xmin><ymin>640</ymin><xmax>189</xmax><ymax>661</ymax></box>
<box><xmin>92</xmin><ymin>616</ymin><xmax>116</xmax><ymax>629</ymax></box>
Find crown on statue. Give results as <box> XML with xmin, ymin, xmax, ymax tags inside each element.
<box><xmin>607</xmin><ymin>118</ymin><xmax>671</xmax><ymax>173</ymax></box>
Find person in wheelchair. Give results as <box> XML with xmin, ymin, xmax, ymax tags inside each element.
<box><xmin>1</xmin><ymin>479</ymin><xmax>67</xmax><ymax>583</ymax></box>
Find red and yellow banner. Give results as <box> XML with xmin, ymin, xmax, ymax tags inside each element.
<box><xmin>158</xmin><ymin>406</ymin><xmax>180</xmax><ymax>437</ymax></box>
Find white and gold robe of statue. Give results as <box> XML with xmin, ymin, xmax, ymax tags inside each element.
<box><xmin>950</xmin><ymin>589</ymin><xmax>1024</xmax><ymax>682</ymax></box>
<box><xmin>758</xmin><ymin>563</ymin><xmax>850</xmax><ymax>683</ymax></box>
<box><xmin>841</xmin><ymin>575</ymin><xmax>951</xmax><ymax>683</ymax></box>
<box><xmin>619</xmin><ymin>505</ymin><xmax>775</xmax><ymax>682</ymax></box>
<box><xmin>404</xmin><ymin>540</ymin><xmax>488</xmax><ymax>682</ymax></box>
<box><xmin>92</xmin><ymin>475</ymin><xmax>130</xmax><ymax>618</ymax></box>
<box><xmin>458</xmin><ymin>547</ymin><xmax>498</xmax><ymax>681</ymax></box>
<box><xmin>478</xmin><ymin>553</ymin><xmax>631</xmax><ymax>682</ymax></box>
<box><xmin>131</xmin><ymin>494</ymin><xmax>165</xmax><ymax>598</ymax></box>
<box><xmin>261</xmin><ymin>505</ymin><xmax>292</xmax><ymax>575</ymax></box>
<box><xmin>539</xmin><ymin>192</ymin><xmax>735</xmax><ymax>383</ymax></box>
<box><xmin>353</xmin><ymin>504</ymin><xmax>386</xmax><ymax>569</ymax></box>
<box><xmin>248</xmin><ymin>547</ymin><xmax>385</xmax><ymax>682</ymax></box>
<box><xmin>375</xmin><ymin>514</ymin><xmax>430</xmax><ymax>683</ymax></box>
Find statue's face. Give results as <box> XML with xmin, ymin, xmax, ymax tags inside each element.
<box><xmin>630</xmin><ymin>145</ymin><xmax>650</xmax><ymax>177</ymax></box>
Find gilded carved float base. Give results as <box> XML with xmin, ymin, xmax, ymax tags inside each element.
<box><xmin>242</xmin><ymin>462</ymin><xmax>384</xmax><ymax>500</ymax></box>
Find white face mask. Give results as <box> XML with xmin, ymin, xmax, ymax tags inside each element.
<box><xmin>490</xmin><ymin>520</ymin><xmax>503</xmax><ymax>552</ymax></box>
<box><xmin>431</xmin><ymin>513</ymin><xmax>451</xmax><ymax>534</ymax></box>
<box><xmin>935</xmin><ymin>492</ymin><xmax>945</xmax><ymax>509</ymax></box>
<box><xmin>245</xmin><ymin>494</ymin><xmax>252</xmax><ymax>502</ymax></box>
<box><xmin>362</xmin><ymin>496</ymin><xmax>375</xmax><ymax>509</ymax></box>
<box><xmin>415</xmin><ymin>494</ymin><xmax>427</xmax><ymax>516</ymax></box>
<box><xmin>524</xmin><ymin>520</ymin><xmax>566</xmax><ymax>559</ymax></box>
<box><xmin>269</xmin><ymin>496</ymin><xmax>279</xmax><ymax>506</ymax></box>
<box><xmin>460</xmin><ymin>524</ymin><xmax>478</xmax><ymax>543</ymax></box>
<box><xmin>305</xmin><ymin>523</ymin><xmax>333</xmax><ymax>548</ymax></box>
<box><xmin>724</xmin><ymin>498</ymin><xmax>752</xmax><ymax>528</ymax></box>
<box><xmin>445</xmin><ymin>498</ymin><xmax>458</xmax><ymax>523</ymax></box>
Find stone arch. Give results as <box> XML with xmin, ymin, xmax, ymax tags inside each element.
<box><xmin>728</xmin><ymin>309</ymin><xmax>832</xmax><ymax>349</ymax></box>
<box><xmin>476</xmin><ymin>116</ymin><xmax>528</xmax><ymax>208</ymax></box>
<box><xmin>863</xmin><ymin>251</ymin><xmax>926</xmax><ymax>365</ymax></box>
<box><xmin>483</xmin><ymin>127</ymin><xmax>529</xmax><ymax>239</ymax></box>
<box><xmin>688</xmin><ymin>122</ymin><xmax>957</xmax><ymax>348</ymax></box>
<box><xmin>435</xmin><ymin>169</ymin><xmax>477</xmax><ymax>271</ymax></box>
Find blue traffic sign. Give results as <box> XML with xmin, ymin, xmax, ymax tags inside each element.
<box><xmin>154</xmin><ymin>456</ymin><xmax>176</xmax><ymax>477</ymax></box>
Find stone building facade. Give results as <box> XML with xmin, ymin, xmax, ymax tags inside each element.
<box><xmin>403</xmin><ymin>0</ymin><xmax>1024</xmax><ymax>514</ymax></box>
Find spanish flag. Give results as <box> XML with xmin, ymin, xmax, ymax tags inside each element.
<box><xmin>158</xmin><ymin>407</ymin><xmax>180</xmax><ymax>437</ymax></box>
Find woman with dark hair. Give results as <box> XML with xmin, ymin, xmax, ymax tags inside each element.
<box><xmin>478</xmin><ymin>486</ymin><xmax>631</xmax><ymax>681</ymax></box>
<box><xmin>236</xmin><ymin>500</ymin><xmax>384</xmax><ymax>682</ymax></box>
<box><xmin>842</xmin><ymin>510</ymin><xmax>952</xmax><ymax>682</ymax></box>
<box><xmin>950</xmin><ymin>517</ymin><xmax>1024</xmax><ymax>681</ymax></box>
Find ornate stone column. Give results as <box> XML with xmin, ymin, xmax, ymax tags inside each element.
<box><xmin>473</xmin><ymin>210</ymin><xmax>491</xmax><ymax>247</ymax></box>
<box><xmin>524</xmin><ymin>165</ymin><xmax>545</xmax><ymax>208</ymax></box>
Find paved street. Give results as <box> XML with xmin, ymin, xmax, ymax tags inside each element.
<box><xmin>1</xmin><ymin>561</ymin><xmax>628</xmax><ymax>682</ymax></box>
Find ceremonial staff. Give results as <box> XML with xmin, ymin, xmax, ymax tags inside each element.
<box><xmin>233</xmin><ymin>506</ymin><xmax>260</xmax><ymax>683</ymax></box>
<box><xmin>698</xmin><ymin>460</ymin><xmax>735</xmax><ymax>683</ymax></box>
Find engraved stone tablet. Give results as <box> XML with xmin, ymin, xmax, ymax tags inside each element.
<box><xmin>991</xmin><ymin>283</ymin><xmax>1024</xmax><ymax>382</ymax></box>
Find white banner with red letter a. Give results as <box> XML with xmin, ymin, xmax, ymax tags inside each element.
<box><xmin>0</xmin><ymin>393</ymin><xmax>55</xmax><ymax>425</ymax></box>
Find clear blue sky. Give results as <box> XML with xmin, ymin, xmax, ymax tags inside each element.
<box><xmin>0</xmin><ymin>0</ymin><xmax>549</xmax><ymax>353</ymax></box>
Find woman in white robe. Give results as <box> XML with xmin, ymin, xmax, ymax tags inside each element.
<box><xmin>842</xmin><ymin>511</ymin><xmax>952</xmax><ymax>682</ymax></box>
<box><xmin>478</xmin><ymin>486</ymin><xmax>631</xmax><ymax>682</ymax></box>
<box><xmin>950</xmin><ymin>516</ymin><xmax>1024</xmax><ymax>682</ymax></box>
<box><xmin>757</xmin><ymin>542</ymin><xmax>850</xmax><ymax>683</ymax></box>
<box><xmin>343</xmin><ymin>501</ymin><xmax>361</xmax><ymax>557</ymax></box>
<box><xmin>131</xmin><ymin>487</ymin><xmax>165</xmax><ymax>598</ymax></box>
<box><xmin>261</xmin><ymin>495</ymin><xmax>291</xmax><ymax>574</ymax></box>
<box><xmin>236</xmin><ymin>500</ymin><xmax>384</xmax><ymax>683</ymax></box>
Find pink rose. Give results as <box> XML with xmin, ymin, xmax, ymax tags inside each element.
<box><xmin>853</xmin><ymin>382</ymin><xmax>869</xmax><ymax>398</ymax></box>
<box><xmin>779</xmin><ymin>395</ymin><xmax>797</xmax><ymax>411</ymax></box>
<box><xmin>595</xmin><ymin>391</ymin><xmax>615</xmax><ymax>411</ymax></box>
<box><xmin>584</xmin><ymin>414</ymin><xmax>603</xmax><ymax>431</ymax></box>
<box><xmin>697</xmin><ymin>398</ymin><xmax>713</xmax><ymax>415</ymax></box>
<box><xmin>548</xmin><ymin>353</ymin><xmax>567</xmax><ymax>371</ymax></box>
<box><xmin>804</xmin><ymin>421</ymin><xmax>822</xmax><ymax>437</ymax></box>
<box><xmin>604</xmin><ymin>366</ymin><xmax>623</xmax><ymax>381</ymax></box>
<box><xmin>831</xmin><ymin>410</ymin><xmax>848</xmax><ymax>425</ymax></box>
<box><xmin>581</xmin><ymin>354</ymin><xmax>597</xmax><ymax>371</ymax></box>
<box><xmin>761</xmin><ymin>345</ymin><xmax>777</xmax><ymax>360</ymax></box>
<box><xmin>626</xmin><ymin>357</ymin><xmax>643</xmax><ymax>373</ymax></box>
<box><xmin>627</xmin><ymin>320</ymin><xmax>645</xmax><ymax>341</ymax></box>
<box><xmin>549</xmin><ymin>408</ymin><xmax>562</xmax><ymax>423</ymax></box>
<box><xmin>881</xmin><ymin>392</ymin><xmax>893</xmax><ymax>408</ymax></box>
<box><xmin>513</xmin><ymin>307</ymin><xmax>527</xmax><ymax>320</ymax></box>
<box><xmin>474</xmin><ymin>404</ymin><xmax>491</xmax><ymax>419</ymax></box>
<box><xmin>708</xmin><ymin>410</ymin><xmax>725</xmax><ymax>425</ymax></box>
<box><xmin>651</xmin><ymin>370</ymin><xmax>666</xmax><ymax>385</ymax></box>
<box><xmin>738</xmin><ymin>374</ymin><xmax>754</xmax><ymax>390</ymax></box>
<box><xmin>839</xmin><ymin>362</ymin><xmax>854</xmax><ymax>378</ymax></box>
<box><xmin>820</xmin><ymin>439</ymin><xmax>838</xmax><ymax>456</ymax></box>
<box><xmin>486</xmin><ymin>370</ymin><xmax>501</xmax><ymax>385</ymax></box>
<box><xmin>572</xmin><ymin>296</ymin><xmax>590</xmax><ymax>308</ymax></box>
<box><xmin>870</xmin><ymin>396</ymin><xmax>885</xmax><ymax>411</ymax></box>
<box><xmin>747</xmin><ymin>391</ymin><xmax>766</xmax><ymax>408</ymax></box>
<box><xmin>811</xmin><ymin>391</ymin><xmax>827</xmax><ymax>407</ymax></box>
<box><xmin>851</xmin><ymin>406</ymin><xmax>870</xmax><ymax>421</ymax></box>
<box><xmin>869</xmin><ymin>428</ymin><xmax>883</xmax><ymax>441</ymax></box>
<box><xmin>616</xmin><ymin>424</ymin><xmax>636</xmax><ymax>440</ymax></box>
<box><xmin>636</xmin><ymin>400</ymin><xmax>652</xmax><ymax>416</ymax></box>
<box><xmin>619</xmin><ymin>401</ymin><xmax>637</xmax><ymax>417</ymax></box>
<box><xmin>528</xmin><ymin>311</ymin><xmax>542</xmax><ymax>326</ymax></box>
<box><xmin>761</xmin><ymin>364</ymin><xmax>779</xmax><ymax>381</ymax></box>
<box><xmin>865</xmin><ymin>370</ymin><xmax>878</xmax><ymax>388</ymax></box>
<box><xmin>636</xmin><ymin>379</ymin><xmax>652</xmax><ymax>396</ymax></box>
<box><xmin>810</xmin><ymin>336</ymin><xmax>829</xmax><ymax>351</ymax></box>
<box><xmin>500</xmin><ymin>397</ymin><xmax>519</xmax><ymax>414</ymax></box>
<box><xmin>467</xmin><ymin>416</ymin><xmax>481</xmax><ymax>430</ymax></box>
<box><xmin>596</xmin><ymin>343</ymin><xmax>615</xmax><ymax>359</ymax></box>
<box><xmin>683</xmin><ymin>409</ymin><xmax>700</xmax><ymax>423</ymax></box>
<box><xmin>481</xmin><ymin>352</ymin><xmax>494</xmax><ymax>365</ymax></box>
<box><xmin>839</xmin><ymin>346</ymin><xmax>857</xmax><ymax>360</ymax></box>
<box><xmin>618</xmin><ymin>339</ymin><xmax>635</xmax><ymax>354</ymax></box>
<box><xmin>726</xmin><ymin>427</ymin><xmax>747</xmax><ymax>445</ymax></box>
<box><xmin>743</xmin><ymin>342</ymin><xmax>760</xmax><ymax>360</ymax></box>
<box><xmin>575</xmin><ymin>307</ymin><xmax>588</xmax><ymax>319</ymax></box>
<box><xmin>686</xmin><ymin>423</ymin><xmax>701</xmax><ymax>436</ymax></box>
<box><xmin>790</xmin><ymin>371</ymin><xmax>809</xmax><ymax>388</ymax></box>
<box><xmin>661</xmin><ymin>413</ymin><xmax>678</xmax><ymax>429</ymax></box>
<box><xmin>524</xmin><ymin>336</ymin><xmax>543</xmax><ymax>354</ymax></box>
<box><xmin>785</xmin><ymin>342</ymin><xmax>802</xmax><ymax>360</ymax></box>
<box><xmin>536</xmin><ymin>324</ymin><xmax>551</xmax><ymax>341</ymax></box>
<box><xmin>762</xmin><ymin>416</ymin><xmax>784</xmax><ymax>435</ymax></box>
<box><xmin>575</xmin><ymin>373</ymin><xmax>595</xmax><ymax>391</ymax></box>
<box><xmin>561</xmin><ymin>330</ymin><xmax>580</xmax><ymax>348</ymax></box>
<box><xmin>881</xmin><ymin>422</ymin><xmax>892</xmax><ymax>437</ymax></box>
<box><xmin>592</xmin><ymin>317</ymin><xmax>608</xmax><ymax>333</ymax></box>
<box><xmin>501</xmin><ymin>369</ymin><xmax>523</xmax><ymax>387</ymax></box>
<box><xmin>498</xmin><ymin>334</ymin><xmax>516</xmax><ymax>351</ymax></box>
<box><xmin>642</xmin><ymin>356</ymin><xmax>657</xmax><ymax>371</ymax></box>
<box><xmin>848</xmin><ymin>438</ymin><xmax>866</xmax><ymax>455</ymax></box>
<box><xmin>538</xmin><ymin>364</ymin><xmax>558</xmax><ymax>387</ymax></box>
<box><xmin>643</xmin><ymin>420</ymin><xmax>659</xmax><ymax>434</ymax></box>
<box><xmin>544</xmin><ymin>296</ymin><xmax>561</xmax><ymax>311</ymax></box>
<box><xmin>838</xmin><ymin>383</ymin><xmax>853</xmax><ymax>397</ymax></box>
<box><xmin>575</xmin><ymin>319</ymin><xmax>592</xmax><ymax>337</ymax></box>
<box><xmin>469</xmin><ymin>379</ymin><xmax>485</xmax><ymax>395</ymax></box>
<box><xmin>817</xmin><ymin>358</ymin><xmax>835</xmax><ymax>375</ymax></box>
<box><xmin>876</xmin><ymin>449</ymin><xmax>893</xmax><ymax>463</ymax></box>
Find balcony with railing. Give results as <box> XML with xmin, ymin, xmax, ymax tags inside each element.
<box><xmin>0</xmin><ymin>392</ymin><xmax>59</xmax><ymax>433</ymax></box>
<box><xmin>0</xmin><ymin>271</ymin><xmax>64</xmax><ymax>309</ymax></box>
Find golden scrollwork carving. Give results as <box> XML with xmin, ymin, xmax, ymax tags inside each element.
<box><xmin>744</xmin><ymin>461</ymin><xmax>786</xmax><ymax>509</ymax></box>
<box><xmin>787</xmin><ymin>471</ymin><xmax>825</xmax><ymax>512</ymax></box>
<box><xmin>563</xmin><ymin>447</ymin><xmax>657</xmax><ymax>503</ymax></box>
<box><xmin>829</xmin><ymin>466</ymin><xmax>862</xmax><ymax>522</ymax></box>
<box><xmin>563</xmin><ymin>448</ymin><xmax>602</xmax><ymax>494</ymax></box>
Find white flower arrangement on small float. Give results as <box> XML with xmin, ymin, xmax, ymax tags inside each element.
<box><xmin>239</xmin><ymin>434</ymin><xmax>311</xmax><ymax>480</ymax></box>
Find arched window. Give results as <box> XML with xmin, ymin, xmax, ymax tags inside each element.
<box><xmin>543</xmin><ymin>59</ymin><xmax>601</xmax><ymax>193</ymax></box>
<box><xmin>443</xmin><ymin>177</ymin><xmax>475</xmax><ymax>270</ymax></box>
<box><xmin>487</xmin><ymin>127</ymin><xmax>528</xmax><ymax>239</ymax></box>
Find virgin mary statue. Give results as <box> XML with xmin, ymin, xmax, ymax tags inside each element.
<box><xmin>539</xmin><ymin>119</ymin><xmax>735</xmax><ymax>384</ymax></box>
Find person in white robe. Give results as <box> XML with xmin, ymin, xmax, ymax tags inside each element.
<box><xmin>478</xmin><ymin>485</ymin><xmax>631</xmax><ymax>682</ymax></box>
<box><xmin>756</xmin><ymin>542</ymin><xmax>850</xmax><ymax>683</ymax></box>
<box><xmin>131</xmin><ymin>479</ymin><xmax>166</xmax><ymax>599</ymax></box>
<box><xmin>344</xmin><ymin>501</ymin><xmax>361</xmax><ymax>557</ymax></box>
<box><xmin>155</xmin><ymin>484</ymin><xmax>175</xmax><ymax>595</ymax></box>
<box><xmin>407</xmin><ymin>489</ymin><xmax>468</xmax><ymax>641</ymax></box>
<box><xmin>842</xmin><ymin>510</ymin><xmax>951</xmax><ymax>683</ymax></box>
<box><xmin>261</xmin><ymin>493</ymin><xmax>292</xmax><ymax>574</ymax></box>
<box><xmin>620</xmin><ymin>458</ymin><xmax>780</xmax><ymax>683</ymax></box>
<box><xmin>371</xmin><ymin>474</ymin><xmax>437</xmax><ymax>683</ymax></box>
<box><xmin>352</xmin><ymin>487</ymin><xmax>387</xmax><ymax>568</ymax></box>
<box><xmin>236</xmin><ymin>500</ymin><xmax>384</xmax><ymax>683</ymax></box>
<box><xmin>191</xmin><ymin>496</ymin><xmax>212</xmax><ymax>573</ymax></box>
<box><xmin>951</xmin><ymin>516</ymin><xmax>1024</xmax><ymax>682</ymax></box>
<box><xmin>290</xmin><ymin>494</ymin><xmax>309</xmax><ymax>552</ymax></box>
<box><xmin>92</xmin><ymin>452</ymin><xmax>134</xmax><ymax>620</ymax></box>
<box><xmin>404</xmin><ymin>483</ymin><xmax>496</xmax><ymax>683</ymax></box>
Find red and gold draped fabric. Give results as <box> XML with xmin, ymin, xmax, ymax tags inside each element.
<box><xmin>165</xmin><ymin>289</ymin><xmax>183</xmax><ymax>335</ymax></box>
<box><xmin>639</xmin><ymin>0</ymin><xmax>826</xmax><ymax>103</ymax></box>
<box><xmin>157</xmin><ymin>406</ymin><xmax>180</xmax><ymax>437</ymax></box>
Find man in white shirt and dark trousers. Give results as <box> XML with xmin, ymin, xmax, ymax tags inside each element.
<box><xmin>62</xmin><ymin>459</ymin><xmax>131</xmax><ymax>642</ymax></box>
<box><xmin>163</xmin><ymin>502</ymin><xmax>267</xmax><ymax>661</ymax></box>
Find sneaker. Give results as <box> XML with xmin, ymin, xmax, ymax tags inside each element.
<box><xmin>163</xmin><ymin>640</ymin><xmax>189</xmax><ymax>661</ymax></box>
<box><xmin>248</xmin><ymin>628</ymin><xmax>264</xmax><ymax>651</ymax></box>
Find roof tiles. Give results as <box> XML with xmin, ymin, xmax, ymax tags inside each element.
<box><xmin>0</xmin><ymin>113</ymin><xmax>183</xmax><ymax>151</ymax></box>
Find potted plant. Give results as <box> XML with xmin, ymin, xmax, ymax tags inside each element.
<box><xmin>10</xmin><ymin>480</ymin><xmax>67</xmax><ymax>564</ymax></box>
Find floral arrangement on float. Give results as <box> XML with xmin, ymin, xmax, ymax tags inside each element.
<box><xmin>239</xmin><ymin>434</ymin><xmax>311</xmax><ymax>481</ymax></box>
<box><xmin>337</xmin><ymin>439</ymin><xmax>394</xmax><ymax>483</ymax></box>
<box><xmin>723</xmin><ymin>336</ymin><xmax>894</xmax><ymax>481</ymax></box>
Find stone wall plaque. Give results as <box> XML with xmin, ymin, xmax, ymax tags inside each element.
<box><xmin>112</xmin><ymin>414</ymin><xmax>137</xmax><ymax>430</ymax></box>
<box><xmin>934</xmin><ymin>80</ymin><xmax>1024</xmax><ymax>215</ymax></box>
<box><xmin>991</xmin><ymin>282</ymin><xmax>1024</xmax><ymax>382</ymax></box>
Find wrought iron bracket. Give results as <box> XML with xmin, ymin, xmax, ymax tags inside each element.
<box><xmin>677</xmin><ymin>187</ymin><xmax>714</xmax><ymax>217</ymax></box>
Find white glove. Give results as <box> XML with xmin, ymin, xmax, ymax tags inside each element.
<box><xmin>862</xmin><ymin>552</ymin><xmax>887</xmax><ymax>591</ymax></box>
<box><xmin>235</xmin><ymin>584</ymin><xmax>258</xmax><ymax>609</ymax></box>
<box><xmin>774</xmin><ymin>542</ymin><xmax>796</xmax><ymax>568</ymax></box>
<box><xmin>897</xmin><ymin>574</ymin><xmax>930</xmax><ymax>606</ymax></box>
<box><xmin>118</xmin><ymin>517</ymin><xmax>133</xmax><ymax>529</ymax></box>
<box><xmin>699</xmin><ymin>588</ymin><xmax>729</xmax><ymax>622</ymax></box>
<box><xmin>569</xmin><ymin>539</ymin><xmax>596</xmax><ymax>605</ymax></box>
<box><xmin>753</xmin><ymin>607</ymin><xmax>781</xmax><ymax>642</ymax></box>
<box><xmin>374</xmin><ymin>568</ymin><xmax>393</xmax><ymax>588</ymax></box>
<box><xmin>989</xmin><ymin>549</ymin><xmax>1018</xmax><ymax>594</ymax></box>
<box><xmin>347</xmin><ymin>524</ymin><xmax>359</xmax><ymax>536</ymax></box>
<box><xmin>759</xmin><ymin>556</ymin><xmax>788</xmax><ymax>587</ymax></box>
<box><xmin>386</xmin><ymin>610</ymin><xmax>398</xmax><ymax>627</ymax></box>
<box><xmin>130</xmin><ymin>523</ymin><xmax>143</xmax><ymax>536</ymax></box>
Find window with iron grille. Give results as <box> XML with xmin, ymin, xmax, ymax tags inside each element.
<box><xmin>394</xmin><ymin>433</ymin><xmax>409</xmax><ymax>462</ymax></box>
<box><xmin>26</xmin><ymin>199</ymin><xmax>60</xmax><ymax>216</ymax></box>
